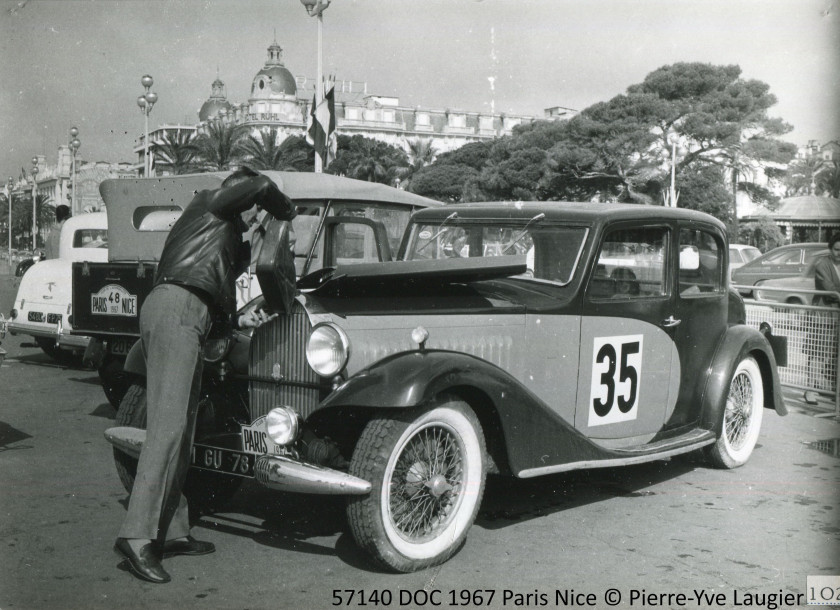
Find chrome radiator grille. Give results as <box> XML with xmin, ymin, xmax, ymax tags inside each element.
<box><xmin>248</xmin><ymin>302</ymin><xmax>320</xmax><ymax>420</ymax></box>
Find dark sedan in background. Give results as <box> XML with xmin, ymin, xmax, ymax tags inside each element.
<box><xmin>731</xmin><ymin>242</ymin><xmax>827</xmax><ymax>296</ymax></box>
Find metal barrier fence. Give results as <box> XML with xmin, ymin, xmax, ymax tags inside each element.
<box><xmin>737</xmin><ymin>285</ymin><xmax>840</xmax><ymax>417</ymax></box>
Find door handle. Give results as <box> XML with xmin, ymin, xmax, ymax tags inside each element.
<box><xmin>662</xmin><ymin>315</ymin><xmax>681</xmax><ymax>328</ymax></box>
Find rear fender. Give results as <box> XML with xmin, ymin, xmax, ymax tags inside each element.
<box><xmin>699</xmin><ymin>325</ymin><xmax>787</xmax><ymax>436</ymax></box>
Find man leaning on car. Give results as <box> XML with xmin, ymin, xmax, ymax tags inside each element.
<box><xmin>113</xmin><ymin>167</ymin><xmax>296</xmax><ymax>584</ymax></box>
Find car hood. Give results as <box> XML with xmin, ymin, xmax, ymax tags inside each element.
<box><xmin>292</xmin><ymin>255</ymin><xmax>537</xmax><ymax>315</ymax></box>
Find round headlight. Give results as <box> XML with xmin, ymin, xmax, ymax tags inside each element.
<box><xmin>265</xmin><ymin>407</ymin><xmax>301</xmax><ymax>446</ymax></box>
<box><xmin>306</xmin><ymin>323</ymin><xmax>349</xmax><ymax>377</ymax></box>
<box><xmin>202</xmin><ymin>337</ymin><xmax>231</xmax><ymax>363</ymax></box>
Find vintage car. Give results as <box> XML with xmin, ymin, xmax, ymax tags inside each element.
<box><xmin>7</xmin><ymin>212</ymin><xmax>108</xmax><ymax>362</ymax></box>
<box><xmin>71</xmin><ymin>171</ymin><xmax>440</xmax><ymax>407</ymax></box>
<box><xmin>104</xmin><ymin>201</ymin><xmax>787</xmax><ymax>573</ymax></box>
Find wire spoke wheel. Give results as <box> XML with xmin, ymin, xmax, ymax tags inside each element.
<box><xmin>347</xmin><ymin>397</ymin><xmax>486</xmax><ymax>572</ymax></box>
<box><xmin>389</xmin><ymin>424</ymin><xmax>464</xmax><ymax>542</ymax></box>
<box><xmin>707</xmin><ymin>357</ymin><xmax>764</xmax><ymax>468</ymax></box>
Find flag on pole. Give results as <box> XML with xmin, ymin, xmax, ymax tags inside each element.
<box><xmin>306</xmin><ymin>77</ymin><xmax>337</xmax><ymax>170</ymax></box>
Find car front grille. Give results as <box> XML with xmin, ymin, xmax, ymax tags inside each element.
<box><xmin>248</xmin><ymin>302</ymin><xmax>320</xmax><ymax>420</ymax></box>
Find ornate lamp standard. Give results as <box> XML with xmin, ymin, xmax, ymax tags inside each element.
<box><xmin>30</xmin><ymin>157</ymin><xmax>39</xmax><ymax>251</ymax></box>
<box><xmin>69</xmin><ymin>127</ymin><xmax>81</xmax><ymax>214</ymax></box>
<box><xmin>301</xmin><ymin>0</ymin><xmax>331</xmax><ymax>173</ymax></box>
<box><xmin>137</xmin><ymin>74</ymin><xmax>158</xmax><ymax>177</ymax></box>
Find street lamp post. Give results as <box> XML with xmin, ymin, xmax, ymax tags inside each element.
<box><xmin>31</xmin><ymin>157</ymin><xmax>39</xmax><ymax>251</ymax></box>
<box><xmin>301</xmin><ymin>0</ymin><xmax>330</xmax><ymax>173</ymax></box>
<box><xmin>137</xmin><ymin>75</ymin><xmax>158</xmax><ymax>177</ymax></box>
<box><xmin>6</xmin><ymin>177</ymin><xmax>12</xmax><ymax>264</ymax></box>
<box><xmin>69</xmin><ymin>127</ymin><xmax>81</xmax><ymax>215</ymax></box>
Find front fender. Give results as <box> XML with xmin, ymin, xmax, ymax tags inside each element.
<box><xmin>317</xmin><ymin>349</ymin><xmax>615</xmax><ymax>475</ymax></box>
<box><xmin>699</xmin><ymin>324</ymin><xmax>787</xmax><ymax>435</ymax></box>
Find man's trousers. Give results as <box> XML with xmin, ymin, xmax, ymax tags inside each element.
<box><xmin>118</xmin><ymin>284</ymin><xmax>211</xmax><ymax>542</ymax></box>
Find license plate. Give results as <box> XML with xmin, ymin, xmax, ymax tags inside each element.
<box><xmin>90</xmin><ymin>284</ymin><xmax>138</xmax><ymax>317</ymax></box>
<box><xmin>240</xmin><ymin>416</ymin><xmax>283</xmax><ymax>456</ymax></box>
<box><xmin>28</xmin><ymin>311</ymin><xmax>44</xmax><ymax>322</ymax></box>
<box><xmin>108</xmin><ymin>338</ymin><xmax>136</xmax><ymax>356</ymax></box>
<box><xmin>47</xmin><ymin>313</ymin><xmax>62</xmax><ymax>324</ymax></box>
<box><xmin>190</xmin><ymin>443</ymin><xmax>254</xmax><ymax>478</ymax></box>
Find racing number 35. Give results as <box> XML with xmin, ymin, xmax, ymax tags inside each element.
<box><xmin>589</xmin><ymin>335</ymin><xmax>643</xmax><ymax>426</ymax></box>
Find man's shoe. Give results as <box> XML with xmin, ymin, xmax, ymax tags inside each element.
<box><xmin>161</xmin><ymin>536</ymin><xmax>215</xmax><ymax>557</ymax></box>
<box><xmin>114</xmin><ymin>538</ymin><xmax>171</xmax><ymax>584</ymax></box>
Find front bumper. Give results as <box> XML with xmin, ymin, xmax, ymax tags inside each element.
<box><xmin>103</xmin><ymin>426</ymin><xmax>371</xmax><ymax>496</ymax></box>
<box><xmin>7</xmin><ymin>320</ymin><xmax>90</xmax><ymax>350</ymax></box>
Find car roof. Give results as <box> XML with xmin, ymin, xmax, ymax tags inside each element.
<box><xmin>409</xmin><ymin>201</ymin><xmax>725</xmax><ymax>228</ymax></box>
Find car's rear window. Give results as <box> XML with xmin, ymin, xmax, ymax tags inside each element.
<box><xmin>72</xmin><ymin>229</ymin><xmax>108</xmax><ymax>249</ymax></box>
<box><xmin>403</xmin><ymin>219</ymin><xmax>588</xmax><ymax>285</ymax></box>
<box><xmin>741</xmin><ymin>247</ymin><xmax>761</xmax><ymax>263</ymax></box>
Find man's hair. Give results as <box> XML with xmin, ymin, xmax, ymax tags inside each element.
<box><xmin>55</xmin><ymin>205</ymin><xmax>71</xmax><ymax>222</ymax></box>
<box><xmin>221</xmin><ymin>166</ymin><xmax>260</xmax><ymax>188</ymax></box>
<box><xmin>829</xmin><ymin>232</ymin><xmax>840</xmax><ymax>250</ymax></box>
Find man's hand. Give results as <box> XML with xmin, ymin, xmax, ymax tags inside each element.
<box><xmin>236</xmin><ymin>308</ymin><xmax>278</xmax><ymax>329</ymax></box>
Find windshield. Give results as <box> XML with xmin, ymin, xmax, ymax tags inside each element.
<box><xmin>403</xmin><ymin>220</ymin><xmax>588</xmax><ymax>285</ymax></box>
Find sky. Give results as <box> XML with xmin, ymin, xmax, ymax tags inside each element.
<box><xmin>1</xmin><ymin>0</ymin><xmax>838</xmax><ymax>178</ymax></box>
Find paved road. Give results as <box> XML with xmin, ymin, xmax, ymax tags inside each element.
<box><xmin>0</xmin><ymin>272</ymin><xmax>838</xmax><ymax>610</ymax></box>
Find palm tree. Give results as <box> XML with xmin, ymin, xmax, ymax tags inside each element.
<box><xmin>234</xmin><ymin>129</ymin><xmax>310</xmax><ymax>171</ymax></box>
<box><xmin>154</xmin><ymin>129</ymin><xmax>198</xmax><ymax>175</ymax></box>
<box><xmin>192</xmin><ymin>121</ymin><xmax>246</xmax><ymax>171</ymax></box>
<box><xmin>816</xmin><ymin>160</ymin><xmax>840</xmax><ymax>199</ymax></box>
<box><xmin>396</xmin><ymin>138</ymin><xmax>437</xmax><ymax>189</ymax></box>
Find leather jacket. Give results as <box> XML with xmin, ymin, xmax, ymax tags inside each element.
<box><xmin>154</xmin><ymin>174</ymin><xmax>296</xmax><ymax>314</ymax></box>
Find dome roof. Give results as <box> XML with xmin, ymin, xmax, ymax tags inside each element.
<box><xmin>199</xmin><ymin>98</ymin><xmax>232</xmax><ymax>122</ymax></box>
<box><xmin>250</xmin><ymin>40</ymin><xmax>297</xmax><ymax>99</ymax></box>
<box><xmin>773</xmin><ymin>196</ymin><xmax>840</xmax><ymax>219</ymax></box>
<box><xmin>198</xmin><ymin>75</ymin><xmax>233</xmax><ymax>121</ymax></box>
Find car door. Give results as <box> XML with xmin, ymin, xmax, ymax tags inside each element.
<box><xmin>575</xmin><ymin>223</ymin><xmax>679</xmax><ymax>444</ymax></box>
<box><xmin>666</xmin><ymin>224</ymin><xmax>728</xmax><ymax>429</ymax></box>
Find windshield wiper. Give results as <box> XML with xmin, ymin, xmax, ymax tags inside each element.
<box><xmin>502</xmin><ymin>213</ymin><xmax>546</xmax><ymax>254</ymax></box>
<box><xmin>416</xmin><ymin>212</ymin><xmax>459</xmax><ymax>254</ymax></box>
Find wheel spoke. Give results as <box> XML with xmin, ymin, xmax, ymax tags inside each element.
<box><xmin>389</xmin><ymin>424</ymin><xmax>465</xmax><ymax>540</ymax></box>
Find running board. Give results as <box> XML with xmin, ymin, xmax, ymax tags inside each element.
<box><xmin>518</xmin><ymin>430</ymin><xmax>716</xmax><ymax>479</ymax></box>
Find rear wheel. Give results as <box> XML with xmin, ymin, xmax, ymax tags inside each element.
<box><xmin>706</xmin><ymin>357</ymin><xmax>764</xmax><ymax>468</ymax></box>
<box><xmin>98</xmin><ymin>357</ymin><xmax>132</xmax><ymax>409</ymax></box>
<box><xmin>35</xmin><ymin>337</ymin><xmax>81</xmax><ymax>365</ymax></box>
<box><xmin>113</xmin><ymin>382</ymin><xmax>242</xmax><ymax>516</ymax></box>
<box><xmin>346</xmin><ymin>397</ymin><xmax>486</xmax><ymax>572</ymax></box>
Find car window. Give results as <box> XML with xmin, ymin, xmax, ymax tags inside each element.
<box><xmin>679</xmin><ymin>228</ymin><xmax>723</xmax><ymax>296</ymax></box>
<box><xmin>73</xmin><ymin>229</ymin><xmax>108</xmax><ymax>248</ymax></box>
<box><xmin>331</xmin><ymin>202</ymin><xmax>413</xmax><ymax>255</ymax></box>
<box><xmin>404</xmin><ymin>220</ymin><xmax>587</xmax><ymax>285</ymax></box>
<box><xmin>589</xmin><ymin>226</ymin><xmax>668</xmax><ymax>300</ymax></box>
<box><xmin>729</xmin><ymin>248</ymin><xmax>743</xmax><ymax>264</ymax></box>
<box><xmin>762</xmin><ymin>249</ymin><xmax>801</xmax><ymax>265</ymax></box>
<box><xmin>803</xmin><ymin>248</ymin><xmax>825</xmax><ymax>265</ymax></box>
<box><xmin>332</xmin><ymin>223</ymin><xmax>382</xmax><ymax>265</ymax></box>
<box><xmin>742</xmin><ymin>247</ymin><xmax>761</xmax><ymax>263</ymax></box>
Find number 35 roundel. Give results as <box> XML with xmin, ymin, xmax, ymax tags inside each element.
<box><xmin>589</xmin><ymin>335</ymin><xmax>643</xmax><ymax>427</ymax></box>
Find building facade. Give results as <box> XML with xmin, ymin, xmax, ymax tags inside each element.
<box><xmin>136</xmin><ymin>39</ymin><xmax>577</xmax><ymax>175</ymax></box>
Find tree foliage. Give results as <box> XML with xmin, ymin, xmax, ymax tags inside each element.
<box><xmin>408</xmin><ymin>163</ymin><xmax>480</xmax><ymax>203</ymax></box>
<box><xmin>328</xmin><ymin>135</ymin><xmax>408</xmax><ymax>184</ymax></box>
<box><xmin>235</xmin><ymin>129</ymin><xmax>311</xmax><ymax>171</ymax></box>
<box><xmin>154</xmin><ymin>129</ymin><xmax>198</xmax><ymax>175</ymax></box>
<box><xmin>192</xmin><ymin>122</ymin><xmax>246</xmax><ymax>171</ymax></box>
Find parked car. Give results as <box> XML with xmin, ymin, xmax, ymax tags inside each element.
<box><xmin>103</xmin><ymin>201</ymin><xmax>786</xmax><ymax>572</ymax></box>
<box><xmin>7</xmin><ymin>212</ymin><xmax>108</xmax><ymax>362</ymax></box>
<box><xmin>728</xmin><ymin>243</ymin><xmax>761</xmax><ymax>276</ymax></box>
<box><xmin>15</xmin><ymin>251</ymin><xmax>44</xmax><ymax>277</ymax></box>
<box><xmin>731</xmin><ymin>242</ymin><xmax>827</xmax><ymax>296</ymax></box>
<box><xmin>71</xmin><ymin>171</ymin><xmax>441</xmax><ymax>407</ymax></box>
<box><xmin>754</xmin><ymin>252</ymin><xmax>833</xmax><ymax>305</ymax></box>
